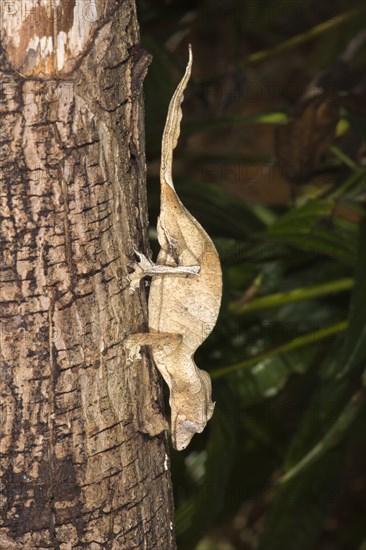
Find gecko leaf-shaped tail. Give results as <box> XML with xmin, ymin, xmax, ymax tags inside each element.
<box><xmin>160</xmin><ymin>44</ymin><xmax>192</xmax><ymax>190</ymax></box>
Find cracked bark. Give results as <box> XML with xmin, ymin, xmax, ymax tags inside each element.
<box><xmin>0</xmin><ymin>1</ymin><xmax>176</xmax><ymax>548</ymax></box>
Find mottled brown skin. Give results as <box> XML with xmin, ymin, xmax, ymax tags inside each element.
<box><xmin>126</xmin><ymin>47</ymin><xmax>222</xmax><ymax>450</ymax></box>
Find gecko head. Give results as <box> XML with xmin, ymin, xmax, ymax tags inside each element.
<box><xmin>171</xmin><ymin>371</ymin><xmax>215</xmax><ymax>451</ymax></box>
<box><xmin>171</xmin><ymin>404</ymin><xmax>215</xmax><ymax>451</ymax></box>
<box><xmin>172</xmin><ymin>416</ymin><xmax>202</xmax><ymax>451</ymax></box>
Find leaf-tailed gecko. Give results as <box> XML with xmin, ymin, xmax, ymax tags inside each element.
<box><xmin>125</xmin><ymin>45</ymin><xmax>222</xmax><ymax>450</ymax></box>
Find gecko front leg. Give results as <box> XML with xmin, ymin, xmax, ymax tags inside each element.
<box><xmin>125</xmin><ymin>332</ymin><xmax>182</xmax><ymax>369</ymax></box>
<box><xmin>128</xmin><ymin>249</ymin><xmax>200</xmax><ymax>292</ymax></box>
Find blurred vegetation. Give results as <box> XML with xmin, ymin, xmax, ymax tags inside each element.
<box><xmin>137</xmin><ymin>1</ymin><xmax>366</xmax><ymax>548</ymax></box>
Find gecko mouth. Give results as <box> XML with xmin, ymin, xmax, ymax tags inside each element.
<box><xmin>173</xmin><ymin>415</ymin><xmax>204</xmax><ymax>451</ymax></box>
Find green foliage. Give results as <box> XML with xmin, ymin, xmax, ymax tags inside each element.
<box><xmin>138</xmin><ymin>1</ymin><xmax>366</xmax><ymax>548</ymax></box>
<box><xmin>258</xmin><ymin>220</ymin><xmax>366</xmax><ymax>549</ymax></box>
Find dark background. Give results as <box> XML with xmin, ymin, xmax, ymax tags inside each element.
<box><xmin>137</xmin><ymin>1</ymin><xmax>366</xmax><ymax>549</ymax></box>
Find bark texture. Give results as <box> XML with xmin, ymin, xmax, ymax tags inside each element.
<box><xmin>0</xmin><ymin>1</ymin><xmax>175</xmax><ymax>548</ymax></box>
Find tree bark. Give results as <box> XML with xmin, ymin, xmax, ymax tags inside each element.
<box><xmin>0</xmin><ymin>1</ymin><xmax>176</xmax><ymax>548</ymax></box>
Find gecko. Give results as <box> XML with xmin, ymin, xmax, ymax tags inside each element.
<box><xmin>125</xmin><ymin>45</ymin><xmax>222</xmax><ymax>451</ymax></box>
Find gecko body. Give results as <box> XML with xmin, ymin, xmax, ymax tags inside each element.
<box><xmin>126</xmin><ymin>46</ymin><xmax>222</xmax><ymax>450</ymax></box>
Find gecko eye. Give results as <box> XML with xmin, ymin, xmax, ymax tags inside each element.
<box><xmin>182</xmin><ymin>419</ymin><xmax>200</xmax><ymax>432</ymax></box>
<box><xmin>173</xmin><ymin>416</ymin><xmax>202</xmax><ymax>451</ymax></box>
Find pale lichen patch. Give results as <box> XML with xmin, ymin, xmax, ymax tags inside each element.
<box><xmin>0</xmin><ymin>0</ymin><xmax>108</xmax><ymax>76</ymax></box>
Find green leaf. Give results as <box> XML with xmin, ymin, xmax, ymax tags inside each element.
<box><xmin>258</xmin><ymin>216</ymin><xmax>366</xmax><ymax>550</ymax></box>
<box><xmin>182</xmin><ymin>112</ymin><xmax>288</xmax><ymax>137</ymax></box>
<box><xmin>279</xmin><ymin>389</ymin><xmax>365</xmax><ymax>483</ymax></box>
<box><xmin>280</xmin><ymin>217</ymin><xmax>366</xmax><ymax>474</ymax></box>
<box><xmin>211</xmin><ymin>321</ymin><xmax>347</xmax><ymax>379</ymax></box>
<box><xmin>338</xmin><ymin>217</ymin><xmax>366</xmax><ymax>377</ymax></box>
<box><xmin>244</xmin><ymin>6</ymin><xmax>366</xmax><ymax>66</ymax></box>
<box><xmin>227</xmin><ymin>347</ymin><xmax>318</xmax><ymax>407</ymax></box>
<box><xmin>264</xmin><ymin>200</ymin><xmax>358</xmax><ymax>264</ymax></box>
<box><xmin>258</xmin><ymin>453</ymin><xmax>344</xmax><ymax>550</ymax></box>
<box><xmin>230</xmin><ymin>278</ymin><xmax>354</xmax><ymax>314</ymax></box>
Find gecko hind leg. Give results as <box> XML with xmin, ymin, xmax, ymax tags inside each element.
<box><xmin>128</xmin><ymin>250</ymin><xmax>200</xmax><ymax>292</ymax></box>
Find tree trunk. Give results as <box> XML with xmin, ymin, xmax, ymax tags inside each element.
<box><xmin>0</xmin><ymin>1</ymin><xmax>176</xmax><ymax>548</ymax></box>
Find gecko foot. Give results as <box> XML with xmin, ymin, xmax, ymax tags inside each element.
<box><xmin>127</xmin><ymin>250</ymin><xmax>154</xmax><ymax>293</ymax></box>
<box><xmin>128</xmin><ymin>249</ymin><xmax>200</xmax><ymax>293</ymax></box>
<box><xmin>125</xmin><ymin>335</ymin><xmax>143</xmax><ymax>365</ymax></box>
